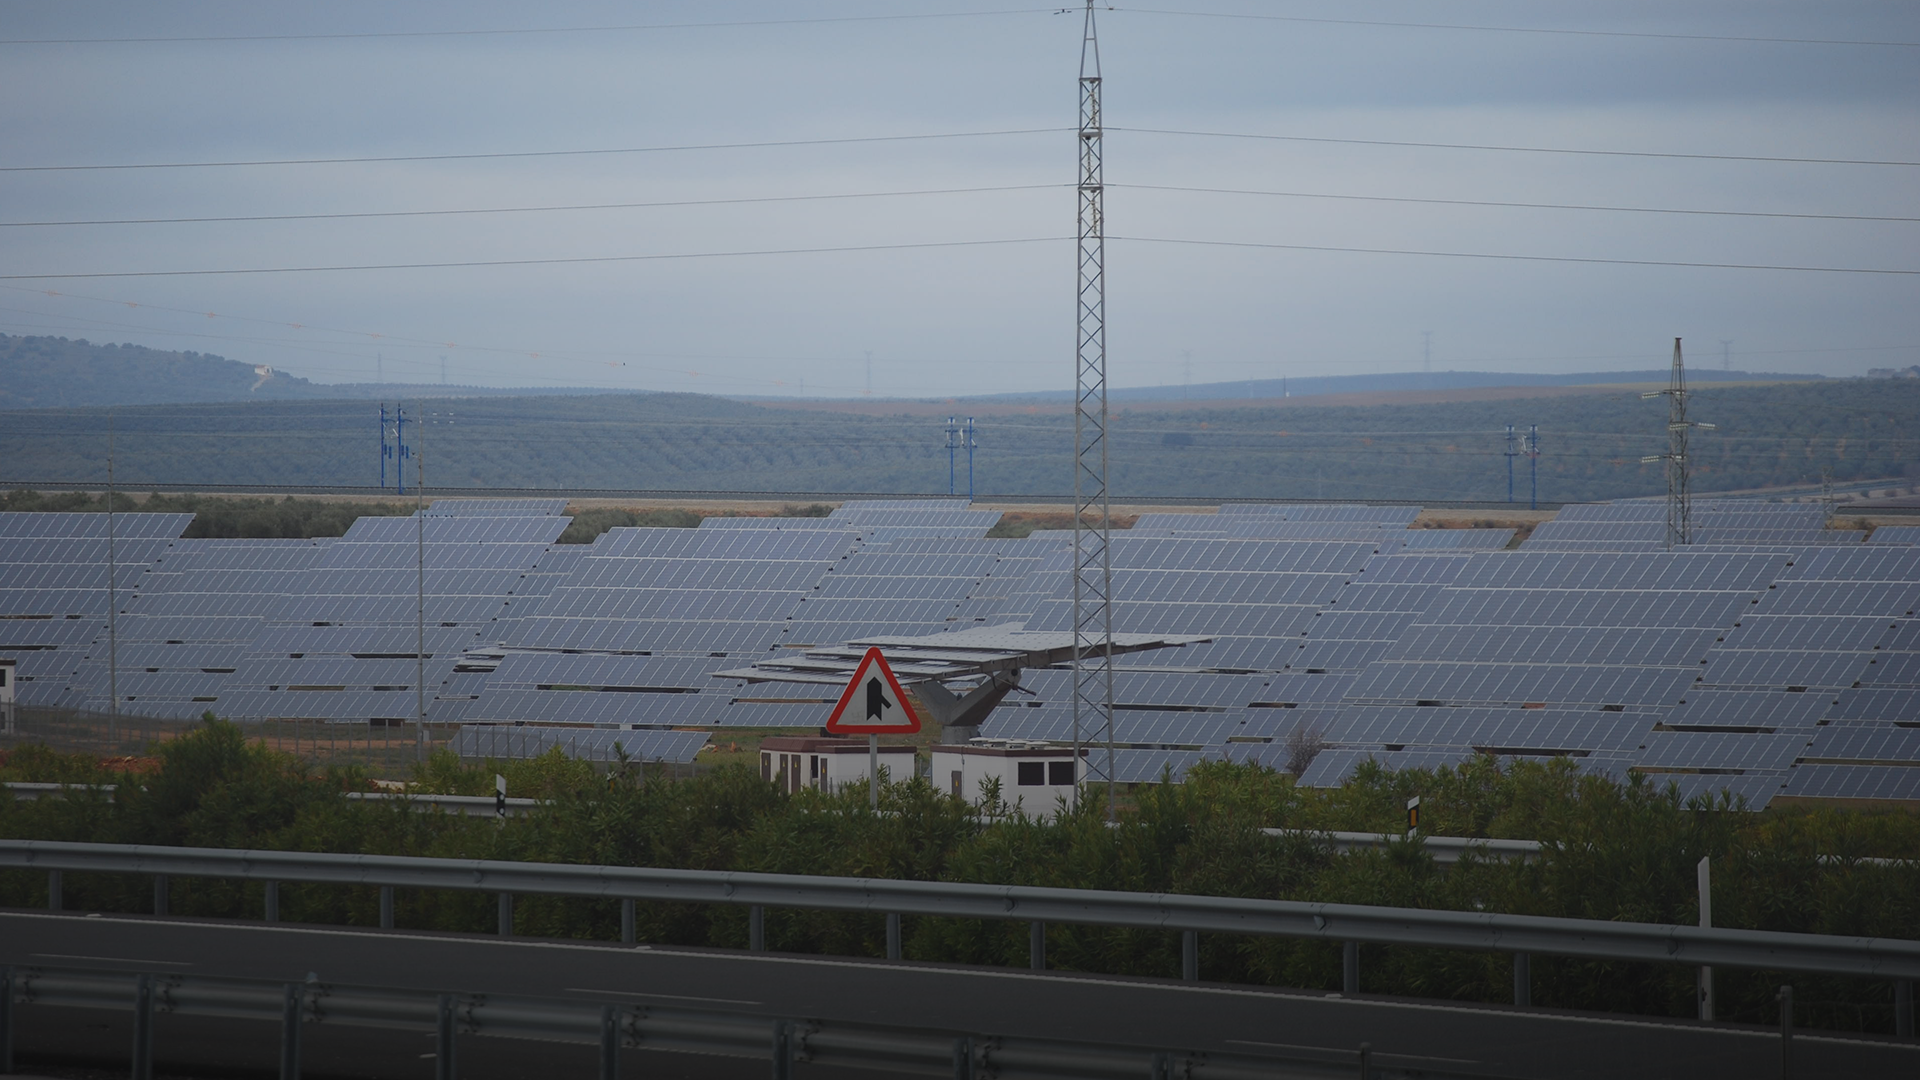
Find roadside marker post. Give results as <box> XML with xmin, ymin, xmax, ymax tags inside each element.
<box><xmin>824</xmin><ymin>647</ymin><xmax>922</xmax><ymax>809</ymax></box>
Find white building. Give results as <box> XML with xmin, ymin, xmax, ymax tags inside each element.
<box><xmin>931</xmin><ymin>739</ymin><xmax>1084</xmax><ymax>813</ymax></box>
<box><xmin>760</xmin><ymin>736</ymin><xmax>917</xmax><ymax>795</ymax></box>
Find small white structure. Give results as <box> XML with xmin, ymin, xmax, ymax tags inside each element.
<box><xmin>760</xmin><ymin>736</ymin><xmax>917</xmax><ymax>795</ymax></box>
<box><xmin>931</xmin><ymin>739</ymin><xmax>1083</xmax><ymax>813</ymax></box>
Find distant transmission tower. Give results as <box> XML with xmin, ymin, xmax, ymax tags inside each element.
<box><xmin>1641</xmin><ymin>339</ymin><xmax>1716</xmax><ymax>548</ymax></box>
<box><xmin>1526</xmin><ymin>424</ymin><xmax>1540</xmax><ymax>510</ymax></box>
<box><xmin>965</xmin><ymin>417</ymin><xmax>977</xmax><ymax>501</ymax></box>
<box><xmin>1422</xmin><ymin>331</ymin><xmax>1432</xmax><ymax>378</ymax></box>
<box><xmin>945</xmin><ymin>416</ymin><xmax>959</xmax><ymax>495</ymax></box>
<box><xmin>1504</xmin><ymin>423</ymin><xmax>1518</xmax><ymax>503</ymax></box>
<box><xmin>1071</xmin><ymin>0</ymin><xmax>1118</xmax><ymax>818</ymax></box>
<box><xmin>1720</xmin><ymin>339</ymin><xmax>1732</xmax><ymax>372</ymax></box>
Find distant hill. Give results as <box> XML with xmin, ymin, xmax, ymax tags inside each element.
<box><xmin>924</xmin><ymin>368</ymin><xmax>1830</xmax><ymax>405</ymax></box>
<box><xmin>4</xmin><ymin>379</ymin><xmax>1914</xmax><ymax>504</ymax></box>
<box><xmin>0</xmin><ymin>335</ymin><xmax>629</xmax><ymax>409</ymax></box>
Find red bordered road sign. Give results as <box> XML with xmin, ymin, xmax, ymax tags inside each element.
<box><xmin>824</xmin><ymin>646</ymin><xmax>922</xmax><ymax>734</ymax></box>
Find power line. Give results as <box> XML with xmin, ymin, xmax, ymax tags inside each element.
<box><xmin>1112</xmin><ymin>235</ymin><xmax>1918</xmax><ymax>276</ymax></box>
<box><xmin>1111</xmin><ymin>127</ymin><xmax>1920</xmax><ymax>168</ymax></box>
<box><xmin>1113</xmin><ymin>183</ymin><xmax>1920</xmax><ymax>224</ymax></box>
<box><xmin>0</xmin><ymin>9</ymin><xmax>1056</xmax><ymax>45</ymax></box>
<box><xmin>0</xmin><ymin>128</ymin><xmax>1070</xmax><ymax>173</ymax></box>
<box><xmin>0</xmin><ymin>236</ymin><xmax>1071</xmax><ymax>281</ymax></box>
<box><xmin>0</xmin><ymin>184</ymin><xmax>1067</xmax><ymax>228</ymax></box>
<box><xmin>9</xmin><ymin>232</ymin><xmax>1910</xmax><ymax>283</ymax></box>
<box><xmin>1111</xmin><ymin>7</ymin><xmax>1920</xmax><ymax>48</ymax></box>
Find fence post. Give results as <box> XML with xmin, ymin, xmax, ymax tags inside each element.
<box><xmin>1029</xmin><ymin>921</ymin><xmax>1045</xmax><ymax>971</ymax></box>
<box><xmin>1778</xmin><ymin>985</ymin><xmax>1793</xmax><ymax>1080</ymax></box>
<box><xmin>497</xmin><ymin>893</ymin><xmax>513</xmax><ymax>937</ymax></box>
<box><xmin>1513</xmin><ymin>952</ymin><xmax>1531</xmax><ymax>1007</ymax></box>
<box><xmin>771</xmin><ymin>1019</ymin><xmax>793</xmax><ymax>1080</ymax></box>
<box><xmin>279</xmin><ymin>983</ymin><xmax>302</xmax><ymax>1080</ymax></box>
<box><xmin>598</xmin><ymin>1005</ymin><xmax>619</xmax><ymax>1080</ymax></box>
<box><xmin>1</xmin><ymin>966</ymin><xmax>13</xmax><ymax>1076</ymax></box>
<box><xmin>47</xmin><ymin>869</ymin><xmax>61</xmax><ymax>911</ymax></box>
<box><xmin>435</xmin><ymin>994</ymin><xmax>457</xmax><ymax>1080</ymax></box>
<box><xmin>886</xmin><ymin>913</ymin><xmax>902</xmax><ymax>961</ymax></box>
<box><xmin>1182</xmin><ymin>930</ymin><xmax>1198</xmax><ymax>982</ymax></box>
<box><xmin>265</xmin><ymin>881</ymin><xmax>280</xmax><ymax>923</ymax></box>
<box><xmin>380</xmin><ymin>885</ymin><xmax>395</xmax><ymax>930</ymax></box>
<box><xmin>750</xmin><ymin>905</ymin><xmax>765</xmax><ymax>952</ymax></box>
<box><xmin>1342</xmin><ymin>941</ymin><xmax>1359</xmax><ymax>995</ymax></box>
<box><xmin>621</xmin><ymin>898</ymin><xmax>636</xmax><ymax>945</ymax></box>
<box><xmin>131</xmin><ymin>973</ymin><xmax>154</xmax><ymax>1080</ymax></box>
<box><xmin>153</xmin><ymin>874</ymin><xmax>168</xmax><ymax>917</ymax></box>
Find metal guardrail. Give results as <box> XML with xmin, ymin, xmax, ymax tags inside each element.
<box><xmin>3</xmin><ymin>839</ymin><xmax>1917</xmax><ymax>983</ymax></box>
<box><xmin>3</xmin><ymin>963</ymin><xmax>1415</xmax><ymax>1080</ymax></box>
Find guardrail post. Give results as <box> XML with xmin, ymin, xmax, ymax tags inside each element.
<box><xmin>47</xmin><ymin>869</ymin><xmax>61</xmax><ymax>911</ymax></box>
<box><xmin>750</xmin><ymin>905</ymin><xmax>765</xmax><ymax>952</ymax></box>
<box><xmin>131</xmin><ymin>973</ymin><xmax>154</xmax><ymax>1080</ymax></box>
<box><xmin>621</xmin><ymin>898</ymin><xmax>636</xmax><ymax>945</ymax></box>
<box><xmin>886</xmin><ymin>913</ymin><xmax>902</xmax><ymax>960</ymax></box>
<box><xmin>771</xmin><ymin>1019</ymin><xmax>792</xmax><ymax>1080</ymax></box>
<box><xmin>435</xmin><ymin>994</ymin><xmax>457</xmax><ymax>1080</ymax></box>
<box><xmin>265</xmin><ymin>881</ymin><xmax>280</xmax><ymax>923</ymax></box>
<box><xmin>1150</xmin><ymin>1051</ymin><xmax>1171</xmax><ymax>1080</ymax></box>
<box><xmin>1897</xmin><ymin>979</ymin><xmax>1913</xmax><ymax>1038</ymax></box>
<box><xmin>1358</xmin><ymin>1041</ymin><xmax>1371</xmax><ymax>1080</ymax></box>
<box><xmin>1342</xmin><ymin>941</ymin><xmax>1359</xmax><ymax>995</ymax></box>
<box><xmin>1181</xmin><ymin>930</ymin><xmax>1198</xmax><ymax>982</ymax></box>
<box><xmin>1777</xmin><ymin>985</ymin><xmax>1793</xmax><ymax>1080</ymax></box>
<box><xmin>952</xmin><ymin>1035</ymin><xmax>974</xmax><ymax>1080</ymax></box>
<box><xmin>380</xmin><ymin>885</ymin><xmax>395</xmax><ymax>930</ymax></box>
<box><xmin>1029</xmin><ymin>921</ymin><xmax>1045</xmax><ymax>971</ymax></box>
<box><xmin>1513</xmin><ymin>952</ymin><xmax>1531</xmax><ymax>1007</ymax></box>
<box><xmin>1</xmin><ymin>966</ymin><xmax>13</xmax><ymax>1076</ymax></box>
<box><xmin>598</xmin><ymin>1005</ymin><xmax>619</xmax><ymax>1080</ymax></box>
<box><xmin>153</xmin><ymin>874</ymin><xmax>168</xmax><ymax>916</ymax></box>
<box><xmin>279</xmin><ymin>983</ymin><xmax>302</xmax><ymax>1080</ymax></box>
<box><xmin>497</xmin><ymin>893</ymin><xmax>512</xmax><ymax>937</ymax></box>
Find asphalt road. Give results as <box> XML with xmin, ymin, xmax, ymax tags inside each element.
<box><xmin>3</xmin><ymin>910</ymin><xmax>1915</xmax><ymax>1080</ymax></box>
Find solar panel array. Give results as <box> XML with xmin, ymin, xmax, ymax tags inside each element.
<box><xmin>0</xmin><ymin>512</ymin><xmax>195</xmax><ymax>705</ymax></box>
<box><xmin>6</xmin><ymin>500</ymin><xmax>1917</xmax><ymax>799</ymax></box>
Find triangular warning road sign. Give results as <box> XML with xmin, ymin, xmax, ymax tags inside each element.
<box><xmin>824</xmin><ymin>646</ymin><xmax>922</xmax><ymax>734</ymax></box>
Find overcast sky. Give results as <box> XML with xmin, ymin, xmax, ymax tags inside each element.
<box><xmin>2</xmin><ymin>1</ymin><xmax>1915</xmax><ymax>398</ymax></box>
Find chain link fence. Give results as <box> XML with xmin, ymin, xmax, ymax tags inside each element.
<box><xmin>0</xmin><ymin>706</ymin><xmax>455</xmax><ymax>781</ymax></box>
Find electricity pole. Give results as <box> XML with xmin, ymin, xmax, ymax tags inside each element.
<box><xmin>106</xmin><ymin>413</ymin><xmax>118</xmax><ymax>742</ymax></box>
<box><xmin>1505</xmin><ymin>423</ymin><xmax>1517</xmax><ymax>503</ymax></box>
<box><xmin>1641</xmin><ymin>339</ymin><xmax>1715</xmax><ymax>548</ymax></box>
<box><xmin>1071</xmin><ymin>0</ymin><xmax>1117</xmax><ymax>818</ymax></box>
<box><xmin>415</xmin><ymin>407</ymin><xmax>427</xmax><ymax>761</ymax></box>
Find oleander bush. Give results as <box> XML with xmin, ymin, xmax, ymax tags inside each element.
<box><xmin>2</xmin><ymin>718</ymin><xmax>1916</xmax><ymax>1033</ymax></box>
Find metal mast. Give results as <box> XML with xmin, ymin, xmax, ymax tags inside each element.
<box><xmin>1071</xmin><ymin>0</ymin><xmax>1117</xmax><ymax>817</ymax></box>
<box><xmin>1642</xmin><ymin>339</ymin><xmax>1712</xmax><ymax>548</ymax></box>
<box><xmin>1504</xmin><ymin>423</ymin><xmax>1517</xmax><ymax>503</ymax></box>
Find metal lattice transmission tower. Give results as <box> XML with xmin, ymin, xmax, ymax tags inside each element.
<box><xmin>1642</xmin><ymin>339</ymin><xmax>1714</xmax><ymax>548</ymax></box>
<box><xmin>1071</xmin><ymin>0</ymin><xmax>1117</xmax><ymax>817</ymax></box>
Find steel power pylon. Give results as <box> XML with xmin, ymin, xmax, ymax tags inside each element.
<box><xmin>1642</xmin><ymin>339</ymin><xmax>1715</xmax><ymax>548</ymax></box>
<box><xmin>1504</xmin><ymin>423</ymin><xmax>1517</xmax><ymax>503</ymax></box>
<box><xmin>1071</xmin><ymin>0</ymin><xmax>1118</xmax><ymax>817</ymax></box>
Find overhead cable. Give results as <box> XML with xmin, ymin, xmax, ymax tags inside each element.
<box><xmin>0</xmin><ymin>129</ymin><xmax>1070</xmax><ymax>173</ymax></box>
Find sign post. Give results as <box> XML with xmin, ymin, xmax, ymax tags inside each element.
<box><xmin>824</xmin><ymin>647</ymin><xmax>922</xmax><ymax>809</ymax></box>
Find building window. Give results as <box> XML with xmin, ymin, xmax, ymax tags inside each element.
<box><xmin>1049</xmin><ymin>761</ymin><xmax>1076</xmax><ymax>785</ymax></box>
<box><xmin>1017</xmin><ymin>761</ymin><xmax>1045</xmax><ymax>786</ymax></box>
<box><xmin>761</xmin><ymin>754</ymin><xmax>772</xmax><ymax>783</ymax></box>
